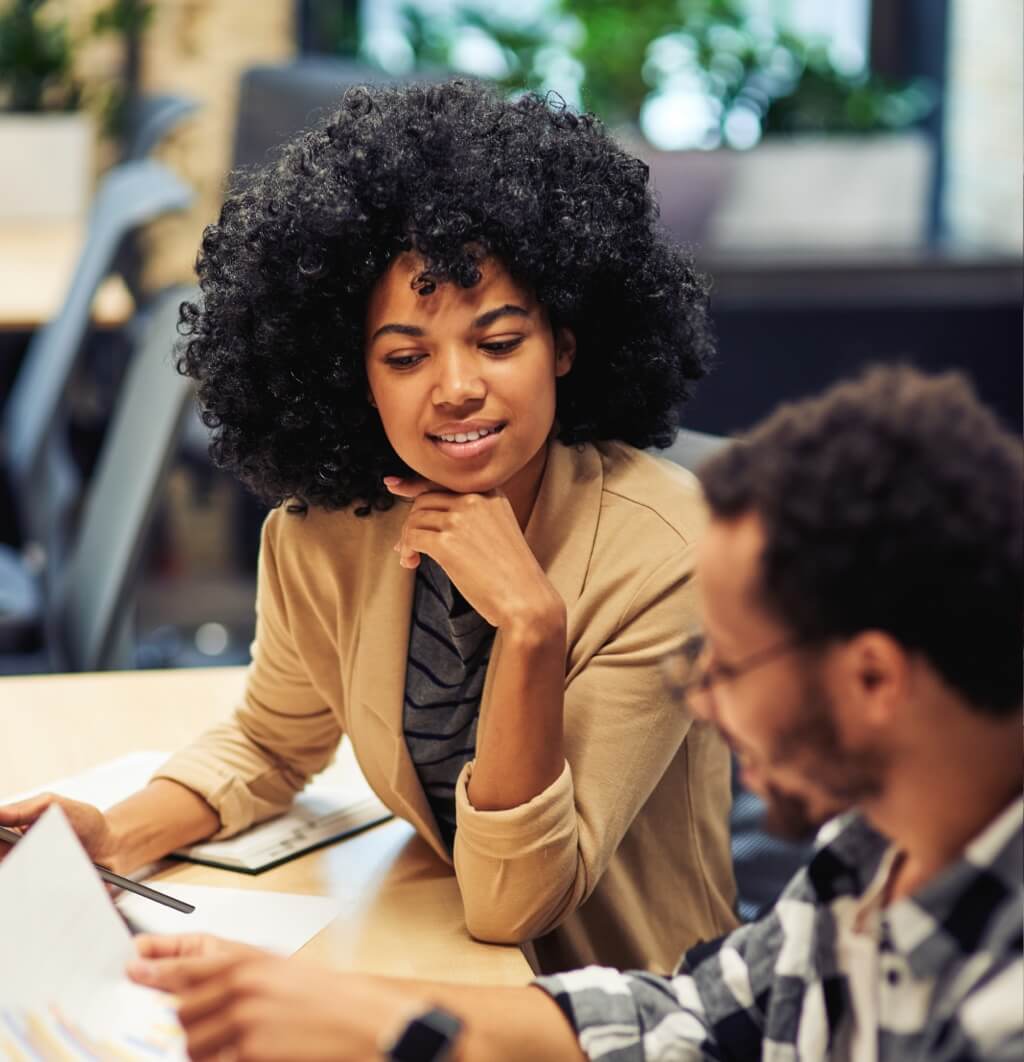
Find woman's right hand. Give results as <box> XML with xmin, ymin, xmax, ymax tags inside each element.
<box><xmin>0</xmin><ymin>793</ymin><xmax>117</xmax><ymax>867</ymax></box>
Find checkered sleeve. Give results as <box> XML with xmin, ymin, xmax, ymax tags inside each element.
<box><xmin>535</xmin><ymin>911</ymin><xmax>790</xmax><ymax>1061</ymax></box>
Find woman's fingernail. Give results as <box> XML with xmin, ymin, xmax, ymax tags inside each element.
<box><xmin>383</xmin><ymin>476</ymin><xmax>402</xmax><ymax>487</ymax></box>
<box><xmin>126</xmin><ymin>960</ymin><xmax>151</xmax><ymax>980</ymax></box>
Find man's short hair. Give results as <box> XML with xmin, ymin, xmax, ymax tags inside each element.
<box><xmin>698</xmin><ymin>365</ymin><xmax>1023</xmax><ymax>716</ymax></box>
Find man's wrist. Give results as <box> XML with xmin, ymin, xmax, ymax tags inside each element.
<box><xmin>379</xmin><ymin>1004</ymin><xmax>464</xmax><ymax>1061</ymax></box>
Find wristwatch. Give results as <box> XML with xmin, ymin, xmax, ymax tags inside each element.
<box><xmin>382</xmin><ymin>1006</ymin><xmax>464</xmax><ymax>1061</ymax></box>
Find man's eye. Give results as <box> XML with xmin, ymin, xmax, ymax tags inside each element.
<box><xmin>385</xmin><ymin>353</ymin><xmax>427</xmax><ymax>369</ymax></box>
<box><xmin>480</xmin><ymin>337</ymin><xmax>523</xmax><ymax>354</ymax></box>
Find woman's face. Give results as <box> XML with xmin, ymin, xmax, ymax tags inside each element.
<box><xmin>364</xmin><ymin>253</ymin><xmax>574</xmax><ymax>497</ymax></box>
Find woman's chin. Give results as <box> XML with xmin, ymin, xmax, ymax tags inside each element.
<box><xmin>432</xmin><ymin>471</ymin><xmax>504</xmax><ymax>494</ymax></box>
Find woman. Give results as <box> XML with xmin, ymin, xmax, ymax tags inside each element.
<box><xmin>0</xmin><ymin>80</ymin><xmax>735</xmax><ymax>974</ymax></box>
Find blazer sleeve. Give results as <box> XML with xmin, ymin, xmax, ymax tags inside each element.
<box><xmin>451</xmin><ymin>544</ymin><xmax>699</xmax><ymax>944</ymax></box>
<box><xmin>152</xmin><ymin>512</ymin><xmax>344</xmax><ymax>839</ymax></box>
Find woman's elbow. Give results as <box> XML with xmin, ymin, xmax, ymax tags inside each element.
<box><xmin>463</xmin><ymin>900</ymin><xmax>554</xmax><ymax>945</ymax></box>
<box><xmin>460</xmin><ymin>870</ymin><xmax>586</xmax><ymax>944</ymax></box>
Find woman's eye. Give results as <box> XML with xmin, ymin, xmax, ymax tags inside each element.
<box><xmin>385</xmin><ymin>353</ymin><xmax>427</xmax><ymax>369</ymax></box>
<box><xmin>480</xmin><ymin>336</ymin><xmax>524</xmax><ymax>355</ymax></box>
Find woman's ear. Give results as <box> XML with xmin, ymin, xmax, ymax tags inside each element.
<box><xmin>554</xmin><ymin>327</ymin><xmax>576</xmax><ymax>378</ymax></box>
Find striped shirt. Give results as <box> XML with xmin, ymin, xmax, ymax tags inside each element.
<box><xmin>536</xmin><ymin>797</ymin><xmax>1023</xmax><ymax>1061</ymax></box>
<box><xmin>402</xmin><ymin>556</ymin><xmax>495</xmax><ymax>850</ymax></box>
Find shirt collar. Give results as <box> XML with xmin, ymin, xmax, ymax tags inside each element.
<box><xmin>887</xmin><ymin>795</ymin><xmax>1023</xmax><ymax>978</ymax></box>
<box><xmin>811</xmin><ymin>798</ymin><xmax>1023</xmax><ymax>979</ymax></box>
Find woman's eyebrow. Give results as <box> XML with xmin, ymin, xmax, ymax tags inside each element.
<box><xmin>370</xmin><ymin>322</ymin><xmax>425</xmax><ymax>344</ymax></box>
<box><xmin>473</xmin><ymin>304</ymin><xmax>530</xmax><ymax>329</ymax></box>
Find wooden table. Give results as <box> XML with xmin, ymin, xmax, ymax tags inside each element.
<box><xmin>0</xmin><ymin>220</ymin><xmax>133</xmax><ymax>330</ymax></box>
<box><xmin>0</xmin><ymin>667</ymin><xmax>532</xmax><ymax>985</ymax></box>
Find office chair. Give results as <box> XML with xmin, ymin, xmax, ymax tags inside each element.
<box><xmin>658</xmin><ymin>426</ymin><xmax>730</xmax><ymax>472</ymax></box>
<box><xmin>658</xmin><ymin>425</ymin><xmax>813</xmax><ymax>919</ymax></box>
<box><xmin>125</xmin><ymin>93</ymin><xmax>200</xmax><ymax>161</ymax></box>
<box><xmin>0</xmin><ymin>161</ymin><xmax>192</xmax><ymax>650</ymax></box>
<box><xmin>50</xmin><ymin>286</ymin><xmax>196</xmax><ymax>672</ymax></box>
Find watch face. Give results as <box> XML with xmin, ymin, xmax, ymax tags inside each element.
<box><xmin>392</xmin><ymin>1022</ymin><xmax>449</xmax><ymax>1060</ymax></box>
<box><xmin>389</xmin><ymin>1007</ymin><xmax>463</xmax><ymax>1062</ymax></box>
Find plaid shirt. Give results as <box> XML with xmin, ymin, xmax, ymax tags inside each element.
<box><xmin>536</xmin><ymin>797</ymin><xmax>1023</xmax><ymax>1061</ymax></box>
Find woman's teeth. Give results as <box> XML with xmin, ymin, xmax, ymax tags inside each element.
<box><xmin>436</xmin><ymin>427</ymin><xmax>499</xmax><ymax>443</ymax></box>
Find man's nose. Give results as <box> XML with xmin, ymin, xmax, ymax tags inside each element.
<box><xmin>432</xmin><ymin>347</ymin><xmax>485</xmax><ymax>406</ymax></box>
<box><xmin>688</xmin><ymin>685</ymin><xmax>714</xmax><ymax>723</ymax></box>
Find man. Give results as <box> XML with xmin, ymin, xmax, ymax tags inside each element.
<box><xmin>130</xmin><ymin>365</ymin><xmax>1023</xmax><ymax>1061</ymax></box>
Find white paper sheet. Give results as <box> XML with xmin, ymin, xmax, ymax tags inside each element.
<box><xmin>117</xmin><ymin>883</ymin><xmax>342</xmax><ymax>954</ymax></box>
<box><xmin>0</xmin><ymin>805</ymin><xmax>188</xmax><ymax>1060</ymax></box>
<box><xmin>3</xmin><ymin>740</ymin><xmax>392</xmax><ymax>871</ymax></box>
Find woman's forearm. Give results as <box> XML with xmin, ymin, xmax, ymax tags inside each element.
<box><xmin>103</xmin><ymin>779</ymin><xmax>220</xmax><ymax>874</ymax></box>
<box><xmin>467</xmin><ymin>599</ymin><xmax>567</xmax><ymax>812</ymax></box>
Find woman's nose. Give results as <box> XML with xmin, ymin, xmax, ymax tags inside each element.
<box><xmin>432</xmin><ymin>348</ymin><xmax>485</xmax><ymax>406</ymax></box>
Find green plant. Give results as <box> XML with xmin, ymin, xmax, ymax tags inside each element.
<box><xmin>395</xmin><ymin>0</ymin><xmax>933</xmax><ymax>147</ymax></box>
<box><xmin>0</xmin><ymin>0</ymin><xmax>154</xmax><ymax>120</ymax></box>
<box><xmin>0</xmin><ymin>0</ymin><xmax>79</xmax><ymax>111</ymax></box>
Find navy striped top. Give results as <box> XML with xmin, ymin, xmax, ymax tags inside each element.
<box><xmin>402</xmin><ymin>556</ymin><xmax>496</xmax><ymax>850</ymax></box>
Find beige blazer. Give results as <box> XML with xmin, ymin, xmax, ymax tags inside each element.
<box><xmin>156</xmin><ymin>440</ymin><xmax>737</xmax><ymax>974</ymax></box>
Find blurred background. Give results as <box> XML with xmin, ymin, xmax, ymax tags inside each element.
<box><xmin>0</xmin><ymin>0</ymin><xmax>1020</xmax><ymax>675</ymax></box>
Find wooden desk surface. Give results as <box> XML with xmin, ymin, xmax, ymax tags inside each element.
<box><xmin>0</xmin><ymin>667</ymin><xmax>531</xmax><ymax>985</ymax></box>
<box><xmin>0</xmin><ymin>220</ymin><xmax>133</xmax><ymax>329</ymax></box>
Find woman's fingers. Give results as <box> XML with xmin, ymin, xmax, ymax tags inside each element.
<box><xmin>395</xmin><ymin>509</ymin><xmax>452</xmax><ymax>569</ymax></box>
<box><xmin>0</xmin><ymin>793</ymin><xmax>112</xmax><ymax>863</ymax></box>
<box><xmin>383</xmin><ymin>475</ymin><xmax>445</xmax><ymax>499</ymax></box>
<box><xmin>395</xmin><ymin>497</ymin><xmax>454</xmax><ymax>567</ymax></box>
<box><xmin>0</xmin><ymin>793</ymin><xmax>61</xmax><ymax>828</ymax></box>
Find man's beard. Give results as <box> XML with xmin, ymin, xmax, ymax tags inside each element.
<box><xmin>759</xmin><ymin>671</ymin><xmax>888</xmax><ymax>842</ymax></box>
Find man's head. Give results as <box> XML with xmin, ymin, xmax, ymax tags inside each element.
<box><xmin>692</xmin><ymin>366</ymin><xmax>1023</xmax><ymax>839</ymax></box>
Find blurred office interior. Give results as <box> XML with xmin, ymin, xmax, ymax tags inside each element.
<box><xmin>0</xmin><ymin>0</ymin><xmax>1020</xmax><ymax>674</ymax></box>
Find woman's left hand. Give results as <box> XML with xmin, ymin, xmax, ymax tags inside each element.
<box><xmin>386</xmin><ymin>477</ymin><xmax>564</xmax><ymax>632</ymax></box>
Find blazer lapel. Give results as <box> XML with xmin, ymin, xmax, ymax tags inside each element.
<box><xmin>348</xmin><ymin>505</ymin><xmax>448</xmax><ymax>859</ymax></box>
<box><xmin>478</xmin><ymin>441</ymin><xmax>604</xmax><ymax>729</ymax></box>
<box><xmin>524</xmin><ymin>441</ymin><xmax>603</xmax><ymax>610</ymax></box>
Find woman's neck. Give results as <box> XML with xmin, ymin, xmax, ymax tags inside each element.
<box><xmin>502</xmin><ymin>441</ymin><xmax>551</xmax><ymax>530</ymax></box>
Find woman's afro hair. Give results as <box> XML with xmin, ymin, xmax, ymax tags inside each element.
<box><xmin>179</xmin><ymin>78</ymin><xmax>715</xmax><ymax>514</ymax></box>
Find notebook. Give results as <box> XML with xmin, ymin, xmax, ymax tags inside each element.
<box><xmin>4</xmin><ymin>741</ymin><xmax>393</xmax><ymax>874</ymax></box>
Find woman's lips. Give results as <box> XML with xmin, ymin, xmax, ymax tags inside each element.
<box><xmin>428</xmin><ymin>424</ymin><xmax>506</xmax><ymax>460</ymax></box>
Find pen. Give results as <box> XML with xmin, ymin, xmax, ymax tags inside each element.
<box><xmin>0</xmin><ymin>825</ymin><xmax>195</xmax><ymax>915</ymax></box>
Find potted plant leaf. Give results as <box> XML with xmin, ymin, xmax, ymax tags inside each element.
<box><xmin>0</xmin><ymin>0</ymin><xmax>93</xmax><ymax>219</ymax></box>
<box><xmin>0</xmin><ymin>0</ymin><xmax>153</xmax><ymax>221</ymax></box>
<box><xmin>393</xmin><ymin>0</ymin><xmax>936</xmax><ymax>251</ymax></box>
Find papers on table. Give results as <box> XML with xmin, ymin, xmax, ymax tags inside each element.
<box><xmin>6</xmin><ymin>740</ymin><xmax>393</xmax><ymax>873</ymax></box>
<box><xmin>0</xmin><ymin>805</ymin><xmax>188</xmax><ymax>1060</ymax></box>
<box><xmin>0</xmin><ymin>808</ymin><xmax>346</xmax><ymax>1058</ymax></box>
<box><xmin>118</xmin><ymin>883</ymin><xmax>341</xmax><ymax>955</ymax></box>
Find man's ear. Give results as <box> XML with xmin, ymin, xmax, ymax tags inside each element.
<box><xmin>842</xmin><ymin>631</ymin><xmax>910</xmax><ymax>730</ymax></box>
<box><xmin>554</xmin><ymin>327</ymin><xmax>576</xmax><ymax>378</ymax></box>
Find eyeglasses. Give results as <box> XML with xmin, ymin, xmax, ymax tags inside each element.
<box><xmin>661</xmin><ymin>632</ymin><xmax>806</xmax><ymax>707</ymax></box>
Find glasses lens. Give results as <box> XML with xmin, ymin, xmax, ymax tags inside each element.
<box><xmin>661</xmin><ymin>633</ymin><xmax>705</xmax><ymax>701</ymax></box>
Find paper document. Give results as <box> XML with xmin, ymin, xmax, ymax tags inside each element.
<box><xmin>4</xmin><ymin>739</ymin><xmax>393</xmax><ymax>872</ymax></box>
<box><xmin>0</xmin><ymin>805</ymin><xmax>188</xmax><ymax>1060</ymax></box>
<box><xmin>118</xmin><ymin>883</ymin><xmax>341</xmax><ymax>954</ymax></box>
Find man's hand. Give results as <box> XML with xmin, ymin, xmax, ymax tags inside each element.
<box><xmin>385</xmin><ymin>476</ymin><xmax>564</xmax><ymax>633</ymax></box>
<box><xmin>133</xmin><ymin>948</ymin><xmax>424</xmax><ymax>1062</ymax></box>
<box><xmin>127</xmin><ymin>932</ymin><xmax>267</xmax><ymax>993</ymax></box>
